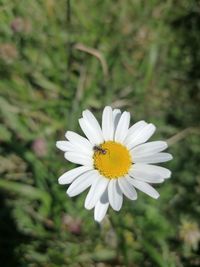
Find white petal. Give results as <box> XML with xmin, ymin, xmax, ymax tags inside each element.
<box><xmin>82</xmin><ymin>110</ymin><xmax>104</xmax><ymax>143</ymax></box>
<box><xmin>114</xmin><ymin>111</ymin><xmax>130</xmax><ymax>143</ymax></box>
<box><xmin>125</xmin><ymin>121</ymin><xmax>148</xmax><ymax>145</ymax></box>
<box><xmin>56</xmin><ymin>141</ymin><xmax>74</xmax><ymax>152</ymax></box>
<box><xmin>108</xmin><ymin>179</ymin><xmax>123</xmax><ymax>211</ymax></box>
<box><xmin>126</xmin><ymin>123</ymin><xmax>156</xmax><ymax>149</ymax></box>
<box><xmin>79</xmin><ymin>118</ymin><xmax>103</xmax><ymax>145</ymax></box>
<box><xmin>131</xmin><ymin>163</ymin><xmax>171</xmax><ymax>179</ymax></box>
<box><xmin>64</xmin><ymin>151</ymin><xmax>93</xmax><ymax>166</ymax></box>
<box><xmin>113</xmin><ymin>109</ymin><xmax>121</xmax><ymax>131</ymax></box>
<box><xmin>58</xmin><ymin>166</ymin><xmax>92</xmax><ymax>185</ymax></box>
<box><xmin>127</xmin><ymin>178</ymin><xmax>160</xmax><ymax>199</ymax></box>
<box><xmin>67</xmin><ymin>170</ymin><xmax>98</xmax><ymax>197</ymax></box>
<box><xmin>133</xmin><ymin>153</ymin><xmax>173</xmax><ymax>164</ymax></box>
<box><xmin>84</xmin><ymin>175</ymin><xmax>109</xmax><ymax>210</ymax></box>
<box><xmin>118</xmin><ymin>177</ymin><xmax>137</xmax><ymax>200</ymax></box>
<box><xmin>127</xmin><ymin>120</ymin><xmax>148</xmax><ymax>136</ymax></box>
<box><xmin>94</xmin><ymin>189</ymin><xmax>109</xmax><ymax>223</ymax></box>
<box><xmin>65</xmin><ymin>131</ymin><xmax>93</xmax><ymax>155</ymax></box>
<box><xmin>129</xmin><ymin>165</ymin><xmax>164</xmax><ymax>184</ymax></box>
<box><xmin>131</xmin><ymin>141</ymin><xmax>168</xmax><ymax>157</ymax></box>
<box><xmin>102</xmin><ymin>106</ymin><xmax>114</xmax><ymax>141</ymax></box>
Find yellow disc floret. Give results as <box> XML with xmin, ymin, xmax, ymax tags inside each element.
<box><xmin>93</xmin><ymin>141</ymin><xmax>132</xmax><ymax>179</ymax></box>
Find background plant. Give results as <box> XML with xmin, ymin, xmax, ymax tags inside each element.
<box><xmin>0</xmin><ymin>0</ymin><xmax>200</xmax><ymax>266</ymax></box>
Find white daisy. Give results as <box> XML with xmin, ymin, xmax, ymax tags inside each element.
<box><xmin>56</xmin><ymin>106</ymin><xmax>172</xmax><ymax>222</ymax></box>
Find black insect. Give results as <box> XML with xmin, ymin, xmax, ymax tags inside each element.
<box><xmin>93</xmin><ymin>145</ymin><xmax>107</xmax><ymax>155</ymax></box>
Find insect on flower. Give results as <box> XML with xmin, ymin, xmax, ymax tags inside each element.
<box><xmin>93</xmin><ymin>145</ymin><xmax>107</xmax><ymax>155</ymax></box>
<box><xmin>56</xmin><ymin>106</ymin><xmax>173</xmax><ymax>222</ymax></box>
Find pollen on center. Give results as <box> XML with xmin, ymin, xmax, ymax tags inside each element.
<box><xmin>93</xmin><ymin>141</ymin><xmax>132</xmax><ymax>179</ymax></box>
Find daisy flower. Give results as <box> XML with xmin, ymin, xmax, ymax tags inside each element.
<box><xmin>56</xmin><ymin>106</ymin><xmax>172</xmax><ymax>222</ymax></box>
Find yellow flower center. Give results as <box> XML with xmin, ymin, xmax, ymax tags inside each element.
<box><xmin>93</xmin><ymin>141</ymin><xmax>132</xmax><ymax>179</ymax></box>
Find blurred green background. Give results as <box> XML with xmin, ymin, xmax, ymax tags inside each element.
<box><xmin>0</xmin><ymin>0</ymin><xmax>200</xmax><ymax>266</ymax></box>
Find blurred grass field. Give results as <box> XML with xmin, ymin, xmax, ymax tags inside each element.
<box><xmin>0</xmin><ymin>0</ymin><xmax>200</xmax><ymax>266</ymax></box>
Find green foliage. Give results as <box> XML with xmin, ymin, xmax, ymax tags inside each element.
<box><xmin>0</xmin><ymin>0</ymin><xmax>200</xmax><ymax>266</ymax></box>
